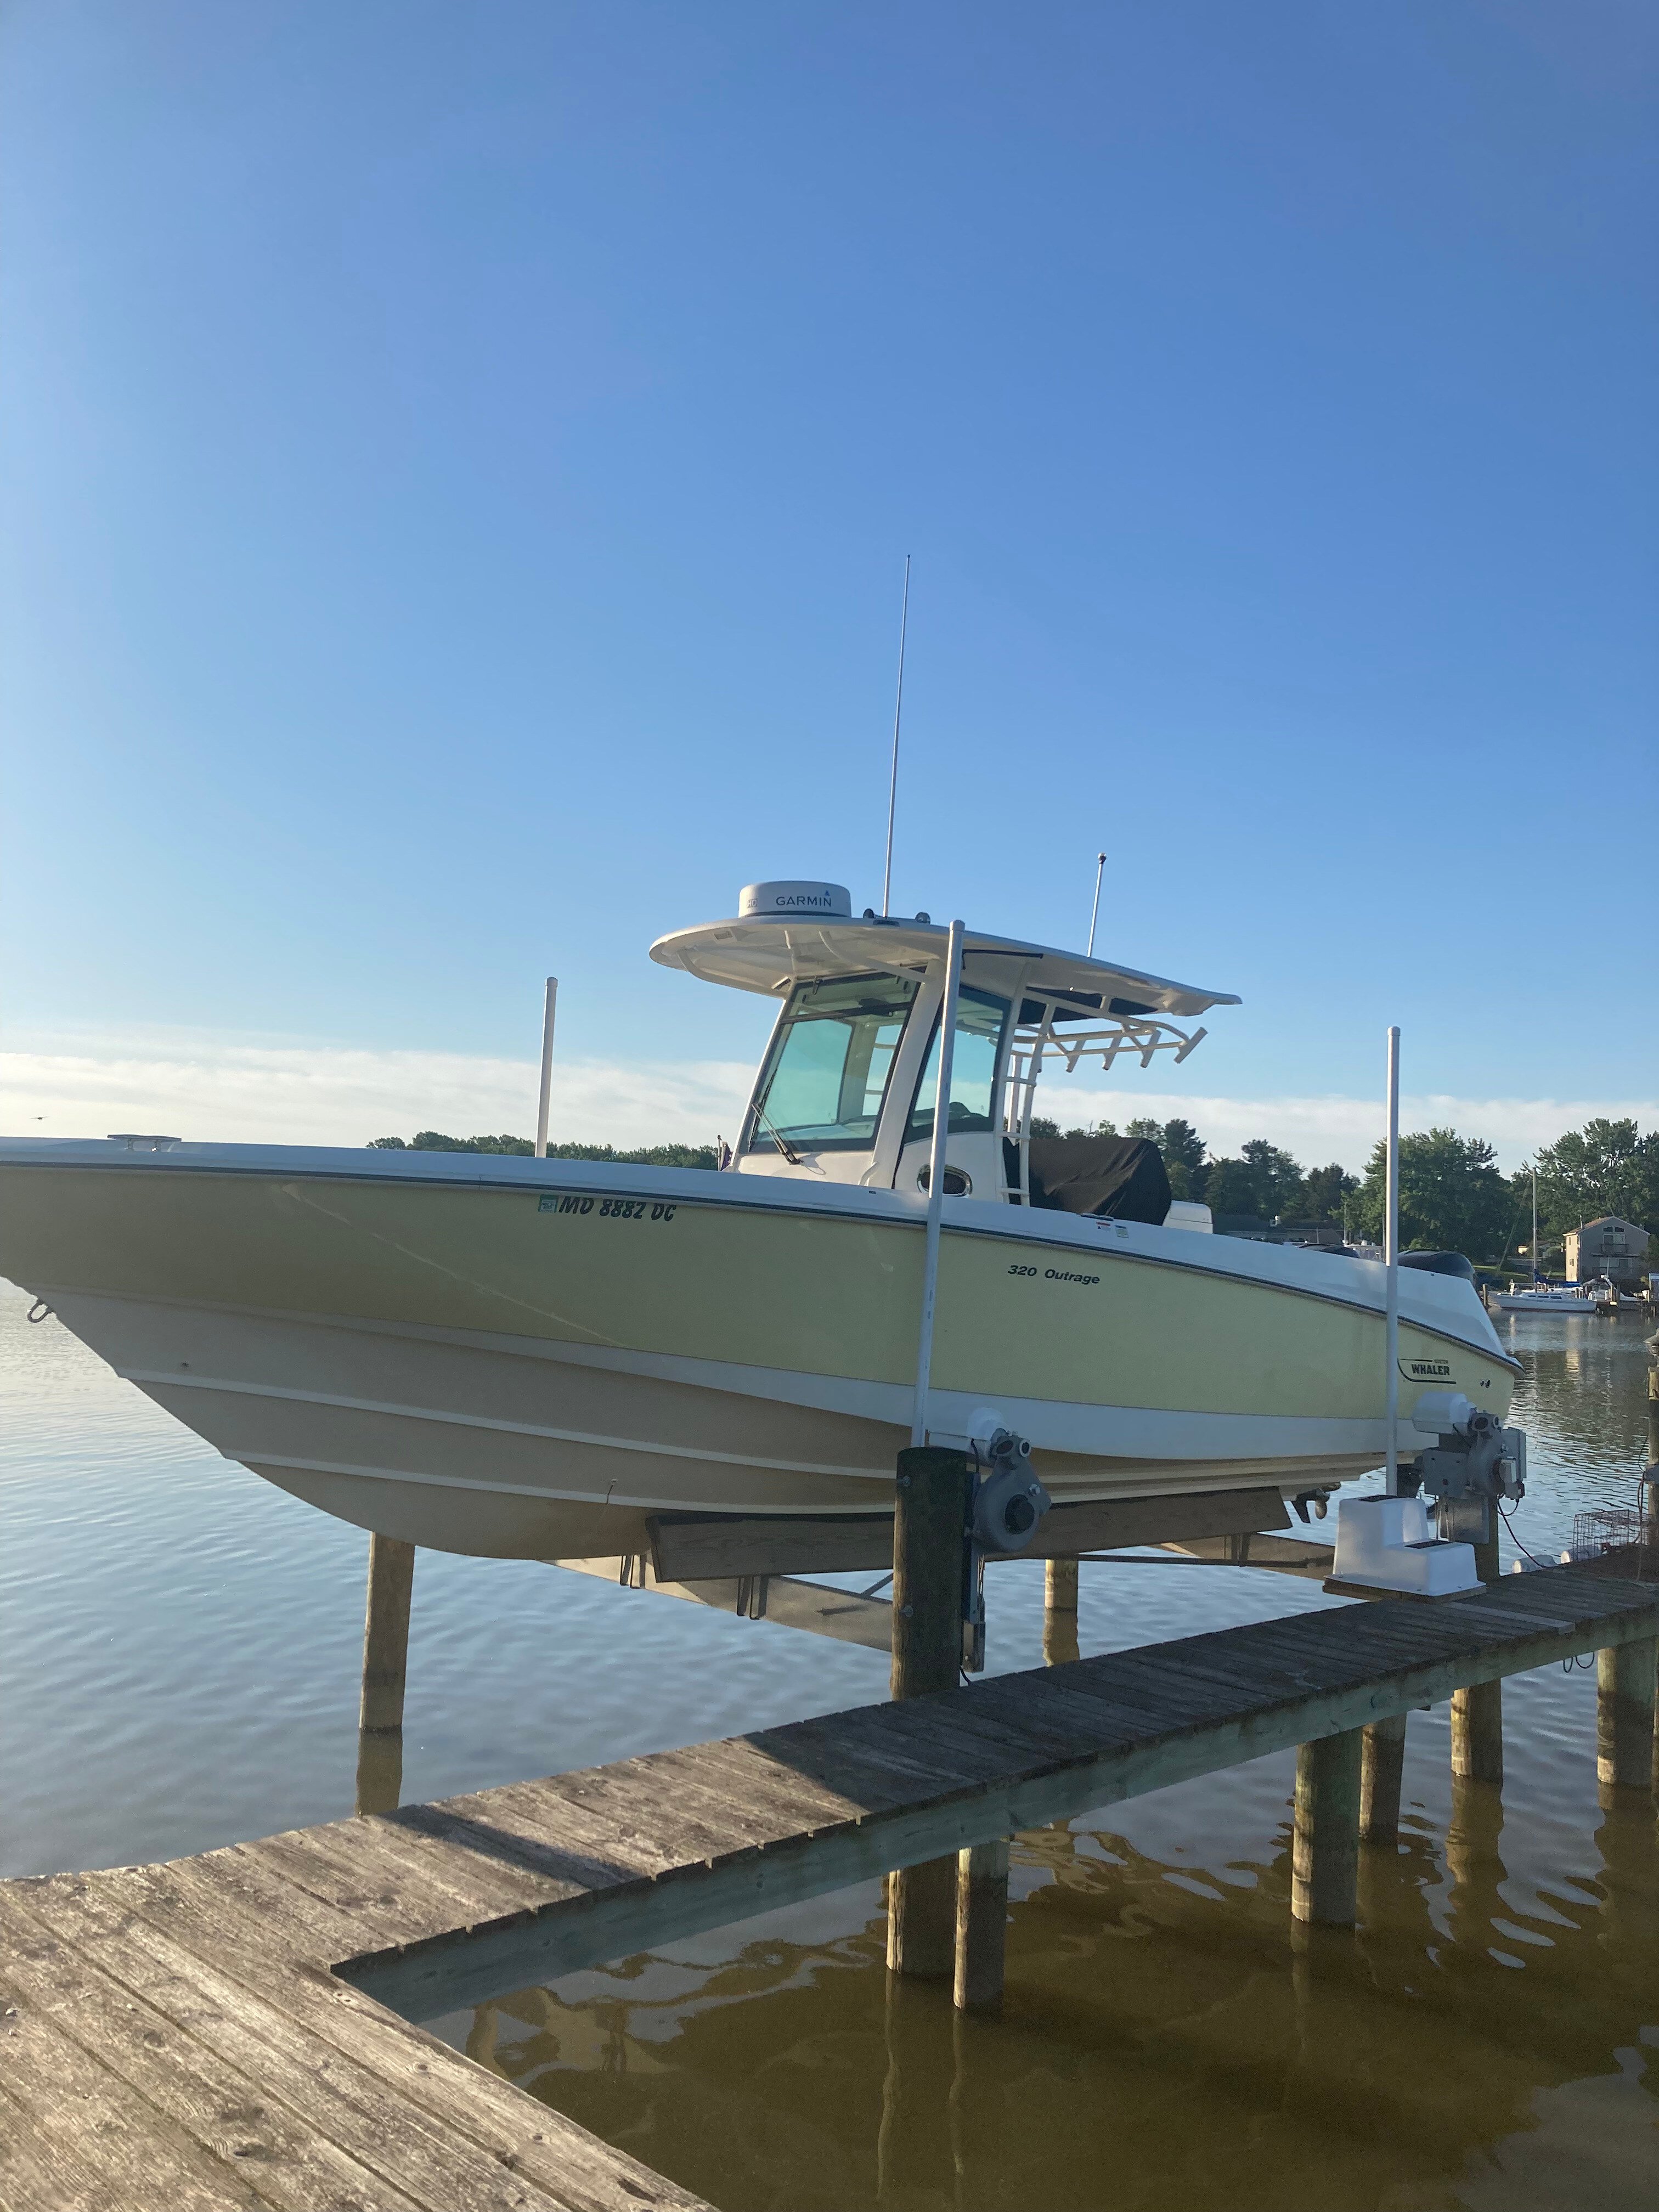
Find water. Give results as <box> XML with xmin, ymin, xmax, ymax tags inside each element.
<box><xmin>3</xmin><ymin>1279</ymin><xmax>1657</xmax><ymax>2208</ymax></box>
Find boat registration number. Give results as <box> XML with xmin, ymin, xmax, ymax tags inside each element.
<box><xmin>538</xmin><ymin>1194</ymin><xmax>679</xmax><ymax>1222</ymax></box>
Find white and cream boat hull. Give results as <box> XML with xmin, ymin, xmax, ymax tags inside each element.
<box><xmin>0</xmin><ymin>1141</ymin><xmax>1517</xmax><ymax>1559</ymax></box>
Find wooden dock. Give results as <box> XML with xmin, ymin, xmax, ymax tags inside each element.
<box><xmin>3</xmin><ymin>1563</ymin><xmax>1657</xmax><ymax>2210</ymax></box>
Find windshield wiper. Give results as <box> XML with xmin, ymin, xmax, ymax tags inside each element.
<box><xmin>754</xmin><ymin>1105</ymin><xmax>804</xmax><ymax>1166</ymax></box>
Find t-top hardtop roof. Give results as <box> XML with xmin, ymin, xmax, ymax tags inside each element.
<box><xmin>649</xmin><ymin>910</ymin><xmax>1239</xmax><ymax>1020</ymax></box>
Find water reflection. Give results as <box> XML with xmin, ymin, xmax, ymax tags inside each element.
<box><xmin>445</xmin><ymin>1312</ymin><xmax>1659</xmax><ymax>2211</ymax></box>
<box><xmin>7</xmin><ymin>1281</ymin><xmax>1659</xmax><ymax>2205</ymax></box>
<box><xmin>454</xmin><ymin>1790</ymin><xmax>1659</xmax><ymax>2212</ymax></box>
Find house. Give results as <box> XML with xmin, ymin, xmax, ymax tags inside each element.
<box><xmin>1566</xmin><ymin>1215</ymin><xmax>1651</xmax><ymax>1287</ymax></box>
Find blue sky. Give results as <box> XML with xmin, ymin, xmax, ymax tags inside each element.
<box><xmin>2</xmin><ymin>2</ymin><xmax>1655</xmax><ymax>1155</ymax></box>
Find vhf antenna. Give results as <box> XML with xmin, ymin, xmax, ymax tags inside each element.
<box><xmin>881</xmin><ymin>555</ymin><xmax>911</xmax><ymax>917</ymax></box>
<box><xmin>1086</xmin><ymin>851</ymin><xmax>1107</xmax><ymax>957</ymax></box>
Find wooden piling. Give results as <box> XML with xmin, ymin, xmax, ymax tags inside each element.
<box><xmin>1359</xmin><ymin>1713</ymin><xmax>1408</xmax><ymax>1845</ymax></box>
<box><xmin>355</xmin><ymin>1534</ymin><xmax>415</xmax><ymax>1818</ymax></box>
<box><xmin>1291</xmin><ymin>1728</ymin><xmax>1362</xmax><ymax>1926</ymax></box>
<box><xmin>1596</xmin><ymin>1637</ymin><xmax>1656</xmax><ymax>1795</ymax></box>
<box><xmin>1471</xmin><ymin>1517</ymin><xmax>1501</xmax><ymax>1589</ymax></box>
<box><xmin>952</xmin><ymin>1838</ymin><xmax>1010</xmax><ymax>2013</ymax></box>
<box><xmin>1451</xmin><ymin>1680</ymin><xmax>1503</xmax><ymax>1785</ymax></box>
<box><xmin>887</xmin><ymin>1447</ymin><xmax>969</xmax><ymax>1978</ymax></box>
<box><xmin>1043</xmin><ymin>1555</ymin><xmax>1080</xmax><ymax>1668</ymax></box>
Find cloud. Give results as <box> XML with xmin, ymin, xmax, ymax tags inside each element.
<box><xmin>0</xmin><ymin>1040</ymin><xmax>754</xmax><ymax>1149</ymax></box>
<box><xmin>2</xmin><ymin>1036</ymin><xmax>1652</xmax><ymax>1168</ymax></box>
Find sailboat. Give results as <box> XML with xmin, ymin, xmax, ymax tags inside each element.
<box><xmin>0</xmin><ymin>880</ymin><xmax>1517</xmax><ymax>1563</ymax></box>
<box><xmin>1490</xmin><ymin>1171</ymin><xmax>1599</xmax><ymax>1313</ymax></box>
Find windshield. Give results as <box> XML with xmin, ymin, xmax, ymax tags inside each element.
<box><xmin>747</xmin><ymin>973</ymin><xmax>920</xmax><ymax>1154</ymax></box>
<box><xmin>906</xmin><ymin>986</ymin><xmax>1011</xmax><ymax>1142</ymax></box>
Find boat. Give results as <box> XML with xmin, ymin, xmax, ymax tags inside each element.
<box><xmin>1489</xmin><ymin>1171</ymin><xmax>1601</xmax><ymax>1312</ymax></box>
<box><xmin>0</xmin><ymin>879</ymin><xmax>1519</xmax><ymax>1562</ymax></box>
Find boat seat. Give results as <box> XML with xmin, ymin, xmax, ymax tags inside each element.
<box><xmin>1018</xmin><ymin>1135</ymin><xmax>1172</xmax><ymax>1223</ymax></box>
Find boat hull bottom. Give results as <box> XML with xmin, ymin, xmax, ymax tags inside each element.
<box><xmin>35</xmin><ymin>1287</ymin><xmax>1432</xmax><ymax>1563</ymax></box>
<box><xmin>242</xmin><ymin>1457</ymin><xmax>1375</xmax><ymax>1562</ymax></box>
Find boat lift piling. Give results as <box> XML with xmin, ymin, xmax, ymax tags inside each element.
<box><xmin>1383</xmin><ymin>1025</ymin><xmax>1401</xmax><ymax>1497</ymax></box>
<box><xmin>1043</xmin><ymin>1556</ymin><xmax>1081</xmax><ymax>1667</ymax></box>
<box><xmin>1597</xmin><ymin>1640</ymin><xmax>1658</xmax><ymax>1795</ymax></box>
<box><xmin>888</xmin><ymin>919</ymin><xmax>982</xmax><ymax>1985</ymax></box>
<box><xmin>534</xmin><ymin>975</ymin><xmax>558</xmax><ymax>1158</ymax></box>
<box><xmin>1358</xmin><ymin>1714</ymin><xmax>1408</xmax><ymax>1845</ymax></box>
<box><xmin>887</xmin><ymin>1446</ymin><xmax>973</xmax><ymax>1979</ymax></box>
<box><xmin>354</xmin><ymin>1533</ymin><xmax>415</xmax><ymax>1818</ymax></box>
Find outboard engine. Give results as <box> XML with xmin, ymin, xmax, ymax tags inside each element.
<box><xmin>1406</xmin><ymin>1390</ymin><xmax>1526</xmax><ymax>1543</ymax></box>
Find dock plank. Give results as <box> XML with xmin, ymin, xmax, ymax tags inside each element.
<box><xmin>0</xmin><ymin>1934</ymin><xmax>271</xmax><ymax>2211</ymax></box>
<box><xmin>15</xmin><ymin>1877</ymin><xmax>586</xmax><ymax>2212</ymax></box>
<box><xmin>408</xmin><ymin>1785</ymin><xmax>677</xmax><ymax>1887</ymax></box>
<box><xmin>6</xmin><ymin>1562</ymin><xmax>1656</xmax><ymax>2209</ymax></box>
<box><xmin>89</xmin><ymin>1870</ymin><xmax>705</xmax><ymax>2212</ymax></box>
<box><xmin>0</xmin><ymin>1886</ymin><xmax>422</xmax><ymax>2211</ymax></box>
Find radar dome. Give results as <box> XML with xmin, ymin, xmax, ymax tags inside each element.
<box><xmin>737</xmin><ymin>881</ymin><xmax>851</xmax><ymax>919</ymax></box>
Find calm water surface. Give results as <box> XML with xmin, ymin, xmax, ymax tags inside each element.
<box><xmin>3</xmin><ymin>1279</ymin><xmax>1657</xmax><ymax>2208</ymax></box>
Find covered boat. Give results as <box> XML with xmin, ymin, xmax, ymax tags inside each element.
<box><xmin>0</xmin><ymin>879</ymin><xmax>1517</xmax><ymax>1562</ymax></box>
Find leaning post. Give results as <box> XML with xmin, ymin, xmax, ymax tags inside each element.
<box><xmin>887</xmin><ymin>1447</ymin><xmax>970</xmax><ymax>1978</ymax></box>
<box><xmin>1291</xmin><ymin>1728</ymin><xmax>1363</xmax><ymax>1927</ymax></box>
<box><xmin>356</xmin><ymin>1533</ymin><xmax>415</xmax><ymax>1817</ymax></box>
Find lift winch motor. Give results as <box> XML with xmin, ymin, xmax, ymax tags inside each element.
<box><xmin>960</xmin><ymin>1421</ymin><xmax>1052</xmax><ymax>1672</ymax></box>
<box><xmin>1405</xmin><ymin>1390</ymin><xmax>1526</xmax><ymax>1542</ymax></box>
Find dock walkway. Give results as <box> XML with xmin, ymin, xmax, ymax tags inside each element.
<box><xmin>3</xmin><ymin>1564</ymin><xmax>1656</xmax><ymax>2210</ymax></box>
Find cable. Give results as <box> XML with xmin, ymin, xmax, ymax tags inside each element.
<box><xmin>1498</xmin><ymin>1496</ymin><xmax>1553</xmax><ymax>1573</ymax></box>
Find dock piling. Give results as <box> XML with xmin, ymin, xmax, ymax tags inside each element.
<box><xmin>1451</xmin><ymin>1680</ymin><xmax>1504</xmax><ymax>1785</ymax></box>
<box><xmin>1359</xmin><ymin>1713</ymin><xmax>1408</xmax><ymax>1845</ymax></box>
<box><xmin>887</xmin><ymin>1446</ymin><xmax>971</xmax><ymax>1977</ymax></box>
<box><xmin>1596</xmin><ymin>1637</ymin><xmax>1657</xmax><ymax>1795</ymax></box>
<box><xmin>1043</xmin><ymin>1556</ymin><xmax>1080</xmax><ymax>1667</ymax></box>
<box><xmin>1292</xmin><ymin>1728</ymin><xmax>1362</xmax><ymax>1926</ymax></box>
<box><xmin>355</xmin><ymin>1533</ymin><xmax>415</xmax><ymax>1818</ymax></box>
<box><xmin>953</xmin><ymin>1838</ymin><xmax>1011</xmax><ymax>2012</ymax></box>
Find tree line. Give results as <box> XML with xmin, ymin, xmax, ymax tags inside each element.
<box><xmin>1035</xmin><ymin>1113</ymin><xmax>1659</xmax><ymax>1265</ymax></box>
<box><xmin>369</xmin><ymin>1114</ymin><xmax>1658</xmax><ymax>1268</ymax></box>
<box><xmin>368</xmin><ymin>1132</ymin><xmax>719</xmax><ymax>1169</ymax></box>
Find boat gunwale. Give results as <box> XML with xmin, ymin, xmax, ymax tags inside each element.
<box><xmin>1</xmin><ymin>1141</ymin><xmax>1520</xmax><ymax>1374</ymax></box>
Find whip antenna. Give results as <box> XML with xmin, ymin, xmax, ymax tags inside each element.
<box><xmin>1086</xmin><ymin>851</ymin><xmax>1107</xmax><ymax>957</ymax></box>
<box><xmin>881</xmin><ymin>555</ymin><xmax>911</xmax><ymax>917</ymax></box>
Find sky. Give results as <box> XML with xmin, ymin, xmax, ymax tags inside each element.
<box><xmin>2</xmin><ymin>1</ymin><xmax>1655</xmax><ymax>1166</ymax></box>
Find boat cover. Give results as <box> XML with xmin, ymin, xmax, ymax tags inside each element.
<box><xmin>1024</xmin><ymin>1135</ymin><xmax>1172</xmax><ymax>1223</ymax></box>
<box><xmin>1398</xmin><ymin>1250</ymin><xmax>1477</xmax><ymax>1282</ymax></box>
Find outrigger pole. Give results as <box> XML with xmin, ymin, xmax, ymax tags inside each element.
<box><xmin>911</xmin><ymin>918</ymin><xmax>964</xmax><ymax>1445</ymax></box>
<box><xmin>882</xmin><ymin>555</ymin><xmax>911</xmax><ymax>918</ymax></box>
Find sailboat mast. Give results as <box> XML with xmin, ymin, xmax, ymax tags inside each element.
<box><xmin>1532</xmin><ymin>1169</ymin><xmax>1539</xmax><ymax>1285</ymax></box>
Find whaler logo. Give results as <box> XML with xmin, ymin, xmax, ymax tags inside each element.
<box><xmin>1400</xmin><ymin>1358</ymin><xmax>1453</xmax><ymax>1381</ymax></box>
